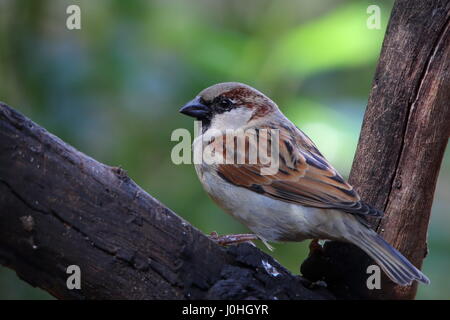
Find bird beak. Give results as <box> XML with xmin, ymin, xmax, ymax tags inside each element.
<box><xmin>179</xmin><ymin>97</ymin><xmax>211</xmax><ymax>120</ymax></box>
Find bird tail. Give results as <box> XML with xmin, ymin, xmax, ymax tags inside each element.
<box><xmin>347</xmin><ymin>228</ymin><xmax>430</xmax><ymax>286</ymax></box>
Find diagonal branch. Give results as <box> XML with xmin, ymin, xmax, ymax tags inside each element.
<box><xmin>0</xmin><ymin>102</ymin><xmax>333</xmax><ymax>300</ymax></box>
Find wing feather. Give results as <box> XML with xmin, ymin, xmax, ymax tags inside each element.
<box><xmin>216</xmin><ymin>124</ymin><xmax>382</xmax><ymax>217</ymax></box>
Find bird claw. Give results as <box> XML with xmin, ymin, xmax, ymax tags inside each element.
<box><xmin>208</xmin><ymin>232</ymin><xmax>259</xmax><ymax>246</ymax></box>
<box><xmin>308</xmin><ymin>238</ymin><xmax>324</xmax><ymax>256</ymax></box>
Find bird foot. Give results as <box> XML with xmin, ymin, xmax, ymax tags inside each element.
<box><xmin>208</xmin><ymin>232</ymin><xmax>259</xmax><ymax>246</ymax></box>
<box><xmin>308</xmin><ymin>238</ymin><xmax>324</xmax><ymax>256</ymax></box>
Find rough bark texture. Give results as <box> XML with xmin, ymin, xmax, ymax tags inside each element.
<box><xmin>0</xmin><ymin>102</ymin><xmax>334</xmax><ymax>300</ymax></box>
<box><xmin>301</xmin><ymin>0</ymin><xmax>450</xmax><ymax>299</ymax></box>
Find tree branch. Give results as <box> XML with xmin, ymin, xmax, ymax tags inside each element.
<box><xmin>0</xmin><ymin>102</ymin><xmax>333</xmax><ymax>300</ymax></box>
<box><xmin>301</xmin><ymin>0</ymin><xmax>450</xmax><ymax>299</ymax></box>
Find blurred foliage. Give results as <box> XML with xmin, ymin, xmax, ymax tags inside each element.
<box><xmin>0</xmin><ymin>0</ymin><xmax>448</xmax><ymax>299</ymax></box>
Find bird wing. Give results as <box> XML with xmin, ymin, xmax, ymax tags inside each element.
<box><xmin>215</xmin><ymin>124</ymin><xmax>382</xmax><ymax>217</ymax></box>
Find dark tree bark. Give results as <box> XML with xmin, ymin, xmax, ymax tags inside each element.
<box><xmin>301</xmin><ymin>0</ymin><xmax>450</xmax><ymax>299</ymax></box>
<box><xmin>0</xmin><ymin>102</ymin><xmax>334</xmax><ymax>300</ymax></box>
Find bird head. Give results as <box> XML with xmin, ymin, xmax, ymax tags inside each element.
<box><xmin>180</xmin><ymin>82</ymin><xmax>279</xmax><ymax>131</ymax></box>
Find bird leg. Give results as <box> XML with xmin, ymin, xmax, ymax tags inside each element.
<box><xmin>208</xmin><ymin>231</ymin><xmax>259</xmax><ymax>246</ymax></box>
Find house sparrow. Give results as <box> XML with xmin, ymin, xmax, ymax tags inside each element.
<box><xmin>179</xmin><ymin>82</ymin><xmax>429</xmax><ymax>286</ymax></box>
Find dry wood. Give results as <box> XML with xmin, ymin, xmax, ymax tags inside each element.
<box><xmin>301</xmin><ymin>0</ymin><xmax>450</xmax><ymax>299</ymax></box>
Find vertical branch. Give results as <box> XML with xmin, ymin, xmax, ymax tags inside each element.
<box><xmin>302</xmin><ymin>0</ymin><xmax>450</xmax><ymax>299</ymax></box>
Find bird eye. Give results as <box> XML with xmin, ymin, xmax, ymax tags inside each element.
<box><xmin>219</xmin><ymin>98</ymin><xmax>232</xmax><ymax>109</ymax></box>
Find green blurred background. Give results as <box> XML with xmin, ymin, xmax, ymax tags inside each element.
<box><xmin>0</xmin><ymin>0</ymin><xmax>448</xmax><ymax>299</ymax></box>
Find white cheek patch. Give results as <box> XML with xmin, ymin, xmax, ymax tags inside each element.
<box><xmin>211</xmin><ymin>107</ymin><xmax>254</xmax><ymax>131</ymax></box>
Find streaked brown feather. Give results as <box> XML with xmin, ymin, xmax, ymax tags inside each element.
<box><xmin>216</xmin><ymin>124</ymin><xmax>383</xmax><ymax>217</ymax></box>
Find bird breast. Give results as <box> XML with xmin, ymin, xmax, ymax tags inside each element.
<box><xmin>195</xmin><ymin>163</ymin><xmax>324</xmax><ymax>242</ymax></box>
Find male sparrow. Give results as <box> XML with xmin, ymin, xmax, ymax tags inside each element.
<box><xmin>179</xmin><ymin>82</ymin><xmax>429</xmax><ymax>286</ymax></box>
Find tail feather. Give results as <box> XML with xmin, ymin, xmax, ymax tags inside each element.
<box><xmin>349</xmin><ymin>230</ymin><xmax>430</xmax><ymax>286</ymax></box>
